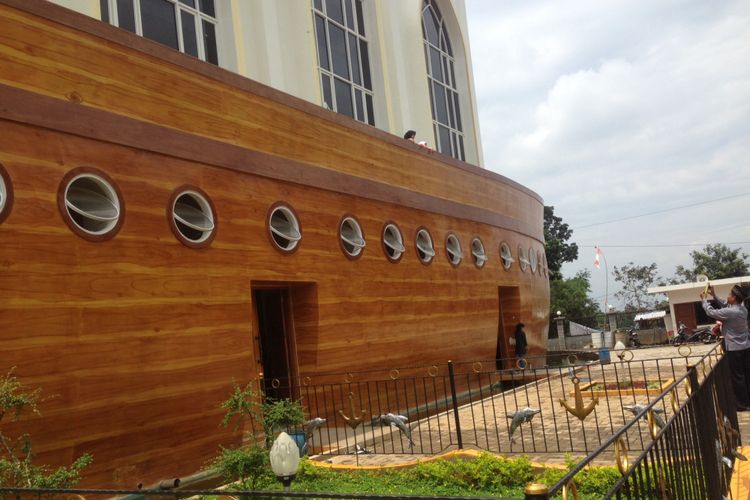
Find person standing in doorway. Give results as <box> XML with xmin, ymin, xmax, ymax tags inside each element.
<box><xmin>701</xmin><ymin>285</ymin><xmax>750</xmax><ymax>411</ymax></box>
<box><xmin>514</xmin><ymin>322</ymin><xmax>528</xmax><ymax>360</ymax></box>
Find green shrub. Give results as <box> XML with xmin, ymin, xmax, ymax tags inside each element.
<box><xmin>409</xmin><ymin>453</ymin><xmax>533</xmax><ymax>491</ymax></box>
<box><xmin>0</xmin><ymin>370</ymin><xmax>93</xmax><ymax>489</ymax></box>
<box><xmin>212</xmin><ymin>446</ymin><xmax>272</xmax><ymax>490</ymax></box>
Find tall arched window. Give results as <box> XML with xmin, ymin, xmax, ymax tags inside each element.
<box><xmin>422</xmin><ymin>0</ymin><xmax>464</xmax><ymax>161</ymax></box>
<box><xmin>313</xmin><ymin>0</ymin><xmax>375</xmax><ymax>125</ymax></box>
<box><xmin>100</xmin><ymin>0</ymin><xmax>219</xmax><ymax>64</ymax></box>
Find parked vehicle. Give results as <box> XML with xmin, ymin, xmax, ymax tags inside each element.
<box><xmin>628</xmin><ymin>328</ymin><xmax>642</xmax><ymax>348</ymax></box>
<box><xmin>671</xmin><ymin>321</ymin><xmax>716</xmax><ymax>346</ymax></box>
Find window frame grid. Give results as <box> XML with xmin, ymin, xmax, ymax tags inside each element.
<box><xmin>102</xmin><ymin>0</ymin><xmax>218</xmax><ymax>64</ymax></box>
<box><xmin>313</xmin><ymin>0</ymin><xmax>375</xmax><ymax>126</ymax></box>
<box><xmin>422</xmin><ymin>0</ymin><xmax>465</xmax><ymax>161</ymax></box>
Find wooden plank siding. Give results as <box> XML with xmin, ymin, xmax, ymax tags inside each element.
<box><xmin>0</xmin><ymin>0</ymin><xmax>549</xmax><ymax>488</ymax></box>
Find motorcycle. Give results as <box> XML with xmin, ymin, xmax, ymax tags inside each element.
<box><xmin>628</xmin><ymin>328</ymin><xmax>642</xmax><ymax>348</ymax></box>
<box><xmin>671</xmin><ymin>321</ymin><xmax>716</xmax><ymax>346</ymax></box>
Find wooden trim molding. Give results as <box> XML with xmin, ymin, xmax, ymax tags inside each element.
<box><xmin>56</xmin><ymin>166</ymin><xmax>125</xmax><ymax>242</ymax></box>
<box><xmin>337</xmin><ymin>213</ymin><xmax>365</xmax><ymax>261</ymax></box>
<box><xmin>166</xmin><ymin>185</ymin><xmax>218</xmax><ymax>249</ymax></box>
<box><xmin>266</xmin><ymin>202</ymin><xmax>302</xmax><ymax>255</ymax></box>
<box><xmin>0</xmin><ymin>84</ymin><xmax>543</xmax><ymax>243</ymax></box>
<box><xmin>0</xmin><ymin>163</ymin><xmax>13</xmax><ymax>225</ymax></box>
<box><xmin>381</xmin><ymin>221</ymin><xmax>405</xmax><ymax>264</ymax></box>
<box><xmin>0</xmin><ymin>0</ymin><xmax>543</xmax><ymax>205</ymax></box>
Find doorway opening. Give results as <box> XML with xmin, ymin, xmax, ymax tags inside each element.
<box><xmin>496</xmin><ymin>286</ymin><xmax>521</xmax><ymax>370</ymax></box>
<box><xmin>254</xmin><ymin>287</ymin><xmax>297</xmax><ymax>400</ymax></box>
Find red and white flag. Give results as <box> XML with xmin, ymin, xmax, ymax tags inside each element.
<box><xmin>594</xmin><ymin>246</ymin><xmax>602</xmax><ymax>269</ymax></box>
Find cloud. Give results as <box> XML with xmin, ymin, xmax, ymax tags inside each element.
<box><xmin>467</xmin><ymin>0</ymin><xmax>750</xmax><ymax>307</ymax></box>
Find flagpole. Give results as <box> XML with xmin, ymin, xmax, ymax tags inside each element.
<box><xmin>595</xmin><ymin>246</ymin><xmax>610</xmax><ymax>330</ymax></box>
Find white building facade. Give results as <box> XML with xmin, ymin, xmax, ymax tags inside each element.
<box><xmin>50</xmin><ymin>0</ymin><xmax>483</xmax><ymax>165</ymax></box>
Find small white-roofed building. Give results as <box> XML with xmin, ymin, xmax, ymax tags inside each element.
<box><xmin>648</xmin><ymin>276</ymin><xmax>750</xmax><ymax>332</ymax></box>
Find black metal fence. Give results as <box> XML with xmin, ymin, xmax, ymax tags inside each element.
<box><xmin>0</xmin><ymin>345</ymin><xmax>737</xmax><ymax>500</ymax></box>
<box><xmin>260</xmin><ymin>344</ymin><xmax>723</xmax><ymax>457</ymax></box>
<box><xmin>543</xmin><ymin>346</ymin><xmax>740</xmax><ymax>499</ymax></box>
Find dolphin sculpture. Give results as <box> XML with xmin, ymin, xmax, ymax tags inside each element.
<box><xmin>303</xmin><ymin>417</ymin><xmax>327</xmax><ymax>439</ymax></box>
<box><xmin>372</xmin><ymin>413</ymin><xmax>414</xmax><ymax>448</ymax></box>
<box><xmin>507</xmin><ymin>407</ymin><xmax>540</xmax><ymax>443</ymax></box>
<box><xmin>623</xmin><ymin>404</ymin><xmax>667</xmax><ymax>429</ymax></box>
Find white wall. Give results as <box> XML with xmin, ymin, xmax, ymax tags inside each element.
<box><xmin>49</xmin><ymin>0</ymin><xmax>483</xmax><ymax>165</ymax></box>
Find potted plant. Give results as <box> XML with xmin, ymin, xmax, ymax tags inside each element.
<box><xmin>262</xmin><ymin>398</ymin><xmax>306</xmax><ymax>453</ymax></box>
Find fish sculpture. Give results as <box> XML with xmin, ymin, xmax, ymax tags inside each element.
<box><xmin>623</xmin><ymin>404</ymin><xmax>667</xmax><ymax>429</ymax></box>
<box><xmin>507</xmin><ymin>407</ymin><xmax>540</xmax><ymax>443</ymax></box>
<box><xmin>372</xmin><ymin>413</ymin><xmax>414</xmax><ymax>449</ymax></box>
<box><xmin>303</xmin><ymin>417</ymin><xmax>327</xmax><ymax>439</ymax></box>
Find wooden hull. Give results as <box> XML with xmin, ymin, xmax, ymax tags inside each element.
<box><xmin>0</xmin><ymin>0</ymin><xmax>549</xmax><ymax>488</ymax></box>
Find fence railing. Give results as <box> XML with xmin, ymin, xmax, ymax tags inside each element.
<box><xmin>0</xmin><ymin>345</ymin><xmax>735</xmax><ymax>500</ymax></box>
<box><xmin>260</xmin><ymin>344</ymin><xmax>723</xmax><ymax>457</ymax></box>
<box><xmin>538</xmin><ymin>344</ymin><xmax>740</xmax><ymax>499</ymax></box>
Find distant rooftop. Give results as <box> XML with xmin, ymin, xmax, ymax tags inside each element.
<box><xmin>648</xmin><ymin>275</ymin><xmax>750</xmax><ymax>294</ymax></box>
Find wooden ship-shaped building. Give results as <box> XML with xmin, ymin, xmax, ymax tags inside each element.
<box><xmin>0</xmin><ymin>0</ymin><xmax>549</xmax><ymax>487</ymax></box>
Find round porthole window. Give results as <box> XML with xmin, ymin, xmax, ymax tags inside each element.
<box><xmin>537</xmin><ymin>250</ymin><xmax>544</xmax><ymax>276</ymax></box>
<box><xmin>445</xmin><ymin>233</ymin><xmax>463</xmax><ymax>267</ymax></box>
<box><xmin>415</xmin><ymin>227</ymin><xmax>435</xmax><ymax>265</ymax></box>
<box><xmin>518</xmin><ymin>245</ymin><xmax>528</xmax><ymax>272</ymax></box>
<box><xmin>500</xmin><ymin>242</ymin><xmax>513</xmax><ymax>270</ymax></box>
<box><xmin>529</xmin><ymin>247</ymin><xmax>537</xmax><ymax>273</ymax></box>
<box><xmin>169</xmin><ymin>187</ymin><xmax>216</xmax><ymax>248</ymax></box>
<box><xmin>0</xmin><ymin>164</ymin><xmax>12</xmax><ymax>225</ymax></box>
<box><xmin>59</xmin><ymin>168</ymin><xmax>124</xmax><ymax>241</ymax></box>
<box><xmin>339</xmin><ymin>215</ymin><xmax>365</xmax><ymax>259</ymax></box>
<box><xmin>268</xmin><ymin>203</ymin><xmax>301</xmax><ymax>253</ymax></box>
<box><xmin>382</xmin><ymin>222</ymin><xmax>405</xmax><ymax>262</ymax></box>
<box><xmin>471</xmin><ymin>237</ymin><xmax>487</xmax><ymax>269</ymax></box>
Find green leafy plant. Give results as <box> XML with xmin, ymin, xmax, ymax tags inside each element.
<box><xmin>0</xmin><ymin>369</ymin><xmax>92</xmax><ymax>488</ymax></box>
<box><xmin>221</xmin><ymin>381</ymin><xmax>263</xmax><ymax>436</ymax></box>
<box><xmin>211</xmin><ymin>445</ymin><xmax>272</xmax><ymax>490</ymax></box>
<box><xmin>262</xmin><ymin>398</ymin><xmax>304</xmax><ymax>434</ymax></box>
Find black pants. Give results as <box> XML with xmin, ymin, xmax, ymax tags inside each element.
<box><xmin>726</xmin><ymin>348</ymin><xmax>750</xmax><ymax>408</ymax></box>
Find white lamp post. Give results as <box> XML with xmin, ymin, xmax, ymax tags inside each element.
<box><xmin>269</xmin><ymin>432</ymin><xmax>300</xmax><ymax>495</ymax></box>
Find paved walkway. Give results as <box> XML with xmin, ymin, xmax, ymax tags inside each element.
<box><xmin>311</xmin><ymin>343</ymin><xmax>750</xmax><ymax>498</ymax></box>
<box><xmin>312</xmin><ymin>344</ymin><xmax>722</xmax><ymax>468</ymax></box>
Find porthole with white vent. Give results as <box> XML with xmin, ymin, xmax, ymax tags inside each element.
<box><xmin>518</xmin><ymin>245</ymin><xmax>528</xmax><ymax>272</ymax></box>
<box><xmin>268</xmin><ymin>203</ymin><xmax>302</xmax><ymax>253</ymax></box>
<box><xmin>500</xmin><ymin>242</ymin><xmax>513</xmax><ymax>270</ymax></box>
<box><xmin>0</xmin><ymin>164</ymin><xmax>12</xmax><ymax>225</ymax></box>
<box><xmin>471</xmin><ymin>237</ymin><xmax>487</xmax><ymax>269</ymax></box>
<box><xmin>169</xmin><ymin>187</ymin><xmax>216</xmax><ymax>248</ymax></box>
<box><xmin>529</xmin><ymin>247</ymin><xmax>537</xmax><ymax>273</ymax></box>
<box><xmin>58</xmin><ymin>167</ymin><xmax>124</xmax><ymax>241</ymax></box>
<box><xmin>445</xmin><ymin>233</ymin><xmax>462</xmax><ymax>267</ymax></box>
<box><xmin>415</xmin><ymin>227</ymin><xmax>435</xmax><ymax>265</ymax></box>
<box><xmin>339</xmin><ymin>215</ymin><xmax>365</xmax><ymax>259</ymax></box>
<box><xmin>382</xmin><ymin>222</ymin><xmax>405</xmax><ymax>262</ymax></box>
<box><xmin>537</xmin><ymin>251</ymin><xmax>544</xmax><ymax>276</ymax></box>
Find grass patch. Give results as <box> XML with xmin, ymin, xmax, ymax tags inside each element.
<box><xmin>202</xmin><ymin>452</ymin><xmax>619</xmax><ymax>499</ymax></box>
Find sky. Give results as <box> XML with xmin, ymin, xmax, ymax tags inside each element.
<box><xmin>465</xmin><ymin>0</ymin><xmax>750</xmax><ymax>310</ymax></box>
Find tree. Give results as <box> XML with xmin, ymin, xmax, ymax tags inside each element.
<box><xmin>612</xmin><ymin>262</ymin><xmax>662</xmax><ymax>312</ymax></box>
<box><xmin>674</xmin><ymin>244</ymin><xmax>750</xmax><ymax>282</ymax></box>
<box><xmin>544</xmin><ymin>206</ymin><xmax>579</xmax><ymax>281</ymax></box>
<box><xmin>550</xmin><ymin>270</ymin><xmax>600</xmax><ymax>327</ymax></box>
